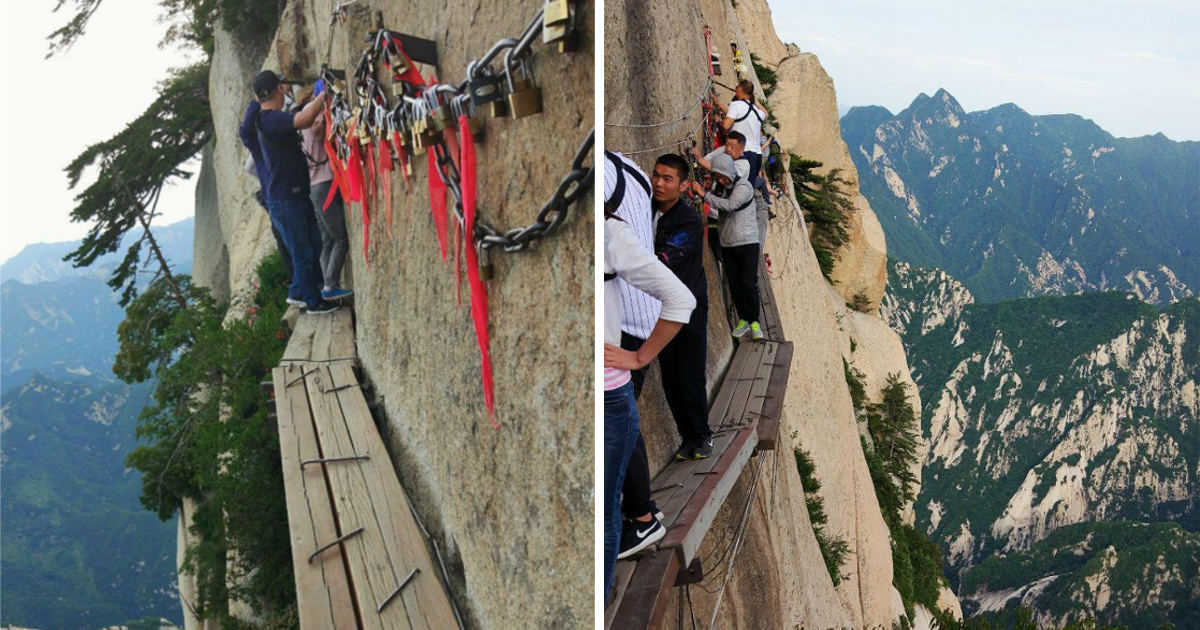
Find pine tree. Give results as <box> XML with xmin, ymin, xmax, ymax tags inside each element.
<box><xmin>866</xmin><ymin>373</ymin><xmax>920</xmax><ymax>508</ymax></box>
<box><xmin>789</xmin><ymin>155</ymin><xmax>856</xmax><ymax>280</ymax></box>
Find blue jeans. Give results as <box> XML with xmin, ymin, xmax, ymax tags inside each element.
<box><xmin>268</xmin><ymin>196</ymin><xmax>324</xmax><ymax>308</ymax></box>
<box><xmin>604</xmin><ymin>382</ymin><xmax>640</xmax><ymax>600</ymax></box>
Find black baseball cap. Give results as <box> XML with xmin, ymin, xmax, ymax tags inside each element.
<box><xmin>252</xmin><ymin>71</ymin><xmax>282</xmax><ymax>99</ymax></box>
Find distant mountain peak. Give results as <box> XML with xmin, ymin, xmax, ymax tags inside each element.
<box><xmin>898</xmin><ymin>88</ymin><xmax>966</xmax><ymax>128</ymax></box>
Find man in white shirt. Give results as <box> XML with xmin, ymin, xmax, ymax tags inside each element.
<box><xmin>714</xmin><ymin>80</ymin><xmax>765</xmax><ymax>191</ymax></box>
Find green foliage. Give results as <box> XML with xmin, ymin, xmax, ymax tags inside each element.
<box><xmin>121</xmin><ymin>254</ymin><xmax>296</xmax><ymax>622</ymax></box>
<box><xmin>931</xmin><ymin>606</ymin><xmax>1131</xmax><ymax>630</ymax></box>
<box><xmin>0</xmin><ymin>376</ymin><xmax>180</xmax><ymax>629</ymax></box>
<box><xmin>49</xmin><ymin>0</ymin><xmax>279</xmax><ymax>56</ymax></box>
<box><xmin>856</xmin><ymin>375</ymin><xmax>949</xmax><ymax>619</ymax></box>
<box><xmin>864</xmin><ymin>375</ymin><xmax>920</xmax><ymax>510</ymax></box>
<box><xmin>749</xmin><ymin>53</ymin><xmax>777</xmax><ymax>99</ymax></box>
<box><xmin>840</xmin><ymin>91</ymin><xmax>1200</xmax><ymax>304</ymax></box>
<box><xmin>790</xmin><ymin>155</ymin><xmax>856</xmax><ymax>281</ymax></box>
<box><xmin>794</xmin><ymin>448</ymin><xmax>850</xmax><ymax>585</ymax></box>
<box><xmin>64</xmin><ymin>62</ymin><xmax>213</xmax><ymax>305</ymax></box>
<box><xmin>958</xmin><ymin>522</ymin><xmax>1200</xmax><ymax>628</ymax></box>
<box><xmin>843</xmin><ymin>358</ymin><xmax>867</xmax><ymax>413</ymax></box>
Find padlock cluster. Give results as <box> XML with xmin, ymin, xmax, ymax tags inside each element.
<box><xmin>318</xmin><ymin>2</ymin><xmax>590</xmax><ymax>260</ymax></box>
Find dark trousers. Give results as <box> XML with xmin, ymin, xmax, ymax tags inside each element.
<box><xmin>722</xmin><ymin>243</ymin><xmax>761</xmax><ymax>323</ymax></box>
<box><xmin>659</xmin><ymin>308</ymin><xmax>711</xmax><ymax>445</ymax></box>
<box><xmin>620</xmin><ymin>333</ymin><xmax>652</xmax><ymax>520</ymax></box>
<box><xmin>268</xmin><ymin>196</ymin><xmax>325</xmax><ymax>308</ymax></box>
<box><xmin>745</xmin><ymin>150</ymin><xmax>763</xmax><ymax>188</ymax></box>
<box><xmin>257</xmin><ymin>190</ymin><xmax>293</xmax><ymax>286</ymax></box>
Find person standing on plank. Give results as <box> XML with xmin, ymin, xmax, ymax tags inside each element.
<box><xmin>603</xmin><ymin>171</ymin><xmax>696</xmax><ymax>602</ymax></box>
<box><xmin>648</xmin><ymin>154</ymin><xmax>711</xmax><ymax>463</ymax></box>
<box><xmin>251</xmin><ymin>70</ymin><xmax>340</xmax><ymax>315</ymax></box>
<box><xmin>692</xmin><ymin>153</ymin><xmax>763</xmax><ymax>341</ymax></box>
<box><xmin>714</xmin><ymin>80</ymin><xmax>766</xmax><ymax>192</ymax></box>
<box><xmin>603</xmin><ymin>152</ymin><xmax>668</xmax><ymax>546</ymax></box>
<box><xmin>240</xmin><ymin>99</ymin><xmax>294</xmax><ymax>294</ymax></box>
<box><xmin>297</xmin><ymin>88</ymin><xmax>352</xmax><ymax>301</ymax></box>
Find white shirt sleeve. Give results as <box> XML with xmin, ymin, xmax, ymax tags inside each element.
<box><xmin>606</xmin><ymin>219</ymin><xmax>696</xmax><ymax>324</ymax></box>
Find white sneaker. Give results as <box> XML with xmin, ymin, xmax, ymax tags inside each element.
<box><xmin>732</xmin><ymin>320</ymin><xmax>750</xmax><ymax>338</ymax></box>
<box><xmin>286</xmin><ymin>297</ymin><xmax>305</xmax><ymax>308</ymax></box>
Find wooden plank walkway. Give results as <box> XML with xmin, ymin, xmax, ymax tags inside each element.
<box><xmin>606</xmin><ymin>333</ymin><xmax>793</xmax><ymax>628</ymax></box>
<box><xmin>271</xmin><ymin>309</ymin><xmax>458</xmax><ymax>629</ymax></box>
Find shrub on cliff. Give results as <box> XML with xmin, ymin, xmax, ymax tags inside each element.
<box><xmin>789</xmin><ymin>155</ymin><xmax>855</xmax><ymax>281</ymax></box>
<box><xmin>120</xmin><ymin>254</ymin><xmax>296</xmax><ymax>623</ymax></box>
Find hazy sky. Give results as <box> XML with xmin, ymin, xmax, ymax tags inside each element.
<box><xmin>767</xmin><ymin>0</ymin><xmax>1200</xmax><ymax>142</ymax></box>
<box><xmin>0</xmin><ymin>1</ymin><xmax>197</xmax><ymax>264</ymax></box>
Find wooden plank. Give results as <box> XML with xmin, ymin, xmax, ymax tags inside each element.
<box><xmin>284</xmin><ymin>314</ymin><xmax>319</xmax><ymax>362</ymax></box>
<box><xmin>756</xmin><ymin>342</ymin><xmax>793</xmax><ymax>452</ymax></box>
<box><xmin>272</xmin><ymin>366</ymin><xmax>359</xmax><ymax>630</ymax></box>
<box><xmin>604</xmin><ymin>559</ymin><xmax>638</xmax><ymax>628</ymax></box>
<box><xmin>328</xmin><ymin>308</ymin><xmax>357</xmax><ymax>360</ymax></box>
<box><xmin>283</xmin><ymin>304</ymin><xmax>301</xmax><ymax>332</ymax></box>
<box><xmin>740</xmin><ymin>342</ymin><xmax>779</xmax><ymax>428</ymax></box>
<box><xmin>304</xmin><ymin>366</ymin><xmax>403</xmax><ymax>630</ymax></box>
<box><xmin>654</xmin><ymin>429</ymin><xmax>737</xmax><ymax>530</ymax></box>
<box><xmin>326</xmin><ymin>364</ymin><xmax>458</xmax><ymax>630</ymax></box>
<box><xmin>310</xmin><ymin>312</ymin><xmax>336</xmax><ymax>362</ymax></box>
<box><xmin>715</xmin><ymin>342</ymin><xmax>766</xmax><ymax>429</ymax></box>
<box><xmin>705</xmin><ymin>339</ymin><xmax>756</xmax><ymax>431</ymax></box>
<box><xmin>661</xmin><ymin>426</ymin><xmax>758</xmax><ymax>565</ymax></box>
<box><xmin>606</xmin><ymin>549</ymin><xmax>679</xmax><ymax>630</ymax></box>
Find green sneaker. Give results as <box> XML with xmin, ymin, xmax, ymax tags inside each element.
<box><xmin>732</xmin><ymin>320</ymin><xmax>750</xmax><ymax>339</ymax></box>
<box><xmin>750</xmin><ymin>321</ymin><xmax>764</xmax><ymax>341</ymax></box>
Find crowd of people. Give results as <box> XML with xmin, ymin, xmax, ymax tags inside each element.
<box><xmin>602</xmin><ymin>80</ymin><xmax>775</xmax><ymax>600</ymax></box>
<box><xmin>240</xmin><ymin>70</ymin><xmax>354</xmax><ymax>315</ymax></box>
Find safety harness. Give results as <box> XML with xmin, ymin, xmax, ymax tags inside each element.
<box><xmin>731</xmin><ymin>98</ymin><xmax>763</xmax><ymax>124</ymax></box>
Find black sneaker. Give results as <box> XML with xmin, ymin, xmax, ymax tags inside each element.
<box><xmin>617</xmin><ymin>517</ymin><xmax>666</xmax><ymax>559</ymax></box>
<box><xmin>305</xmin><ymin>300</ymin><xmax>341</xmax><ymax>315</ymax></box>
<box><xmin>694</xmin><ymin>437</ymin><xmax>714</xmax><ymax>459</ymax></box>
<box><xmin>674</xmin><ymin>442</ymin><xmax>694</xmax><ymax>461</ymax></box>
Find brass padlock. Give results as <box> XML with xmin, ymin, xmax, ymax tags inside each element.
<box><xmin>411</xmin><ymin>126</ymin><xmax>426</xmax><ymax>155</ymax></box>
<box><xmin>543</xmin><ymin>0</ymin><xmax>570</xmax><ymax>42</ymax></box>
<box><xmin>432</xmin><ymin>104</ymin><xmax>454</xmax><ymax>132</ymax></box>
<box><xmin>392</xmin><ymin>81</ymin><xmax>406</xmax><ymax>97</ymax></box>
<box><xmin>507</xmin><ymin>78</ymin><xmax>543</xmax><ymax>119</ymax></box>
<box><xmin>505</xmin><ymin>56</ymin><xmax>543</xmax><ymax>120</ymax></box>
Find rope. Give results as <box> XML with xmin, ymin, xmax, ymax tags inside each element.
<box><xmin>603</xmin><ymin>78</ymin><xmax>713</xmax><ymax>130</ymax></box>
<box><xmin>703</xmin><ymin>452</ymin><xmax>768</xmax><ymax>628</ymax></box>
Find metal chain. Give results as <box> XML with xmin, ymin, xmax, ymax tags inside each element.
<box><xmin>433</xmin><ymin>129</ymin><xmax>594</xmax><ymax>253</ymax></box>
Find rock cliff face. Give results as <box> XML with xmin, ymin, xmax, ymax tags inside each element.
<box><xmin>193</xmin><ymin>1</ymin><xmax>594</xmax><ymax>627</ymax></box>
<box><xmin>607</xmin><ymin>0</ymin><xmax>956</xmax><ymax>625</ymax></box>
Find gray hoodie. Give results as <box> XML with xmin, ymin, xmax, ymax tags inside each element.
<box><xmin>705</xmin><ymin>153</ymin><xmax>758</xmax><ymax>247</ymax></box>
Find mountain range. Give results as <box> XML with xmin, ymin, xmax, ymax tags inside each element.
<box><xmin>842</xmin><ymin>89</ymin><xmax>1200</xmax><ymax>305</ymax></box>
<box><xmin>1</xmin><ymin>220</ymin><xmax>193</xmax><ymax>630</ymax></box>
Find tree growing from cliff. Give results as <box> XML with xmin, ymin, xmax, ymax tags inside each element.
<box><xmin>794</xmin><ymin>447</ymin><xmax>850</xmax><ymax>585</ymax></box>
<box><xmin>52</xmin><ymin>0</ymin><xmax>278</xmax><ymax>305</ymax></box>
<box><xmin>120</xmin><ymin>254</ymin><xmax>296</xmax><ymax>621</ymax></box>
<box><xmin>789</xmin><ymin>155</ymin><xmax>855</xmax><ymax>281</ymax></box>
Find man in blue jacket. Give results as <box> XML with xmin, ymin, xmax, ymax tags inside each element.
<box><xmin>651</xmin><ymin>154</ymin><xmax>712</xmax><ymax>461</ymax></box>
<box><xmin>249</xmin><ymin>71</ymin><xmax>339</xmax><ymax>314</ymax></box>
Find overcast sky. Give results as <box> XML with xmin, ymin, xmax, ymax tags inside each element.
<box><xmin>0</xmin><ymin>1</ymin><xmax>197</xmax><ymax>264</ymax></box>
<box><xmin>767</xmin><ymin>0</ymin><xmax>1200</xmax><ymax>142</ymax></box>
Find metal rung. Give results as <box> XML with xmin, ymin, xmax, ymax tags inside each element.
<box><xmin>300</xmin><ymin>455</ymin><xmax>370</xmax><ymax>470</ymax></box>
<box><xmin>651</xmin><ymin>482</ymin><xmax>684</xmax><ymax>494</ymax></box>
<box><xmin>377</xmin><ymin>568</ymin><xmax>420</xmax><ymax>612</ymax></box>
<box><xmin>287</xmin><ymin>367</ymin><xmax>320</xmax><ymax>388</ymax></box>
<box><xmin>309</xmin><ymin>527</ymin><xmax>364</xmax><ymax>564</ymax></box>
<box><xmin>323</xmin><ymin>383</ymin><xmax>359</xmax><ymax>394</ymax></box>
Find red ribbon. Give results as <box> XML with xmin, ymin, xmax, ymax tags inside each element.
<box><xmin>459</xmin><ymin>114</ymin><xmax>495</xmax><ymax>426</ymax></box>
